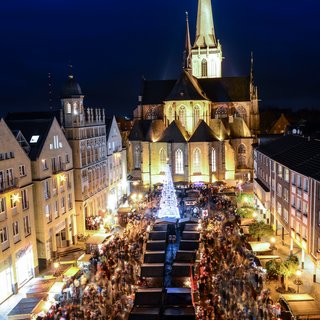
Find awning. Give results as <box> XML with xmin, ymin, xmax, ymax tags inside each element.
<box><xmin>63</xmin><ymin>266</ymin><xmax>81</xmax><ymax>278</ymax></box>
<box><xmin>85</xmin><ymin>233</ymin><xmax>111</xmax><ymax>245</ymax></box>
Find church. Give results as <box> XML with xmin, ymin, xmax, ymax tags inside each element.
<box><xmin>128</xmin><ymin>0</ymin><xmax>260</xmax><ymax>187</ymax></box>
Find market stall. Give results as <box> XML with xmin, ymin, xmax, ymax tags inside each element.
<box><xmin>85</xmin><ymin>233</ymin><xmax>111</xmax><ymax>254</ymax></box>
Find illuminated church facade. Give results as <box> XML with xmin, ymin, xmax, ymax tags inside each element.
<box><xmin>128</xmin><ymin>0</ymin><xmax>260</xmax><ymax>186</ymax></box>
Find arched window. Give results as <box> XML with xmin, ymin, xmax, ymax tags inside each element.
<box><xmin>179</xmin><ymin>106</ymin><xmax>186</xmax><ymax>127</ymax></box>
<box><xmin>215</xmin><ymin>106</ymin><xmax>228</xmax><ymax>119</ymax></box>
<box><xmin>201</xmin><ymin>59</ymin><xmax>208</xmax><ymax>77</ymax></box>
<box><xmin>194</xmin><ymin>105</ymin><xmax>200</xmax><ymax>127</ymax></box>
<box><xmin>235</xmin><ymin>105</ymin><xmax>247</xmax><ymax>123</ymax></box>
<box><xmin>66</xmin><ymin>102</ymin><xmax>71</xmax><ymax>114</ymax></box>
<box><xmin>175</xmin><ymin>149</ymin><xmax>184</xmax><ymax>174</ymax></box>
<box><xmin>168</xmin><ymin>106</ymin><xmax>173</xmax><ymax>122</ymax></box>
<box><xmin>238</xmin><ymin>144</ymin><xmax>246</xmax><ymax>168</ymax></box>
<box><xmin>134</xmin><ymin>145</ymin><xmax>141</xmax><ymax>169</ymax></box>
<box><xmin>73</xmin><ymin>102</ymin><xmax>78</xmax><ymax>115</ymax></box>
<box><xmin>211</xmin><ymin>148</ymin><xmax>217</xmax><ymax>172</ymax></box>
<box><xmin>193</xmin><ymin>148</ymin><xmax>201</xmax><ymax>173</ymax></box>
<box><xmin>159</xmin><ymin>148</ymin><xmax>167</xmax><ymax>173</ymax></box>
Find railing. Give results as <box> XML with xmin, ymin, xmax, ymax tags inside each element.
<box><xmin>0</xmin><ymin>178</ymin><xmax>18</xmax><ymax>193</ymax></box>
<box><xmin>0</xmin><ymin>211</ymin><xmax>7</xmax><ymax>222</ymax></box>
<box><xmin>1</xmin><ymin>241</ymin><xmax>9</xmax><ymax>251</ymax></box>
<box><xmin>52</xmin><ymin>162</ymin><xmax>67</xmax><ymax>174</ymax></box>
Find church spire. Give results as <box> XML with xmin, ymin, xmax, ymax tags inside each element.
<box><xmin>194</xmin><ymin>0</ymin><xmax>217</xmax><ymax>48</ymax></box>
<box><xmin>183</xmin><ymin>11</ymin><xmax>192</xmax><ymax>72</ymax></box>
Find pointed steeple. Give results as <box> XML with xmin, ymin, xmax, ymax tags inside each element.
<box><xmin>183</xmin><ymin>11</ymin><xmax>192</xmax><ymax>71</ymax></box>
<box><xmin>250</xmin><ymin>51</ymin><xmax>254</xmax><ymax>84</ymax></box>
<box><xmin>194</xmin><ymin>0</ymin><xmax>217</xmax><ymax>48</ymax></box>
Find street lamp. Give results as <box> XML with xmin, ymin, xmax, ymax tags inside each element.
<box><xmin>294</xmin><ymin>270</ymin><xmax>303</xmax><ymax>293</ymax></box>
<box><xmin>270</xmin><ymin>237</ymin><xmax>276</xmax><ymax>250</ymax></box>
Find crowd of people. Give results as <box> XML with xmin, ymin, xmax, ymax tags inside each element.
<box><xmin>40</xmin><ymin>211</ymin><xmax>154</xmax><ymax>320</ymax></box>
<box><xmin>85</xmin><ymin>215</ymin><xmax>104</xmax><ymax>231</ymax></box>
<box><xmin>196</xmin><ymin>193</ymin><xmax>278</xmax><ymax>320</ymax></box>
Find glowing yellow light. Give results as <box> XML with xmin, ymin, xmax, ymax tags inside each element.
<box><xmin>59</xmin><ymin>175</ymin><xmax>66</xmax><ymax>182</ymax></box>
<box><xmin>132</xmin><ymin>181</ymin><xmax>139</xmax><ymax>186</ymax></box>
<box><xmin>270</xmin><ymin>237</ymin><xmax>276</xmax><ymax>244</ymax></box>
<box><xmin>252</xmin><ymin>212</ymin><xmax>257</xmax><ymax>218</ymax></box>
<box><xmin>11</xmin><ymin>193</ymin><xmax>21</xmax><ymax>204</ymax></box>
<box><xmin>296</xmin><ymin>270</ymin><xmax>302</xmax><ymax>277</ymax></box>
<box><xmin>131</xmin><ymin>193</ymin><xmax>137</xmax><ymax>200</ymax></box>
<box><xmin>53</xmin><ymin>262</ymin><xmax>60</xmax><ymax>269</ymax></box>
<box><xmin>138</xmin><ymin>193</ymin><xmax>143</xmax><ymax>200</ymax></box>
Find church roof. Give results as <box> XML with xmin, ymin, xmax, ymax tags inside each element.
<box><xmin>158</xmin><ymin>120</ymin><xmax>189</xmax><ymax>143</ymax></box>
<box><xmin>223</xmin><ymin>117</ymin><xmax>252</xmax><ymax>138</ymax></box>
<box><xmin>128</xmin><ymin>119</ymin><xmax>165</xmax><ymax>142</ymax></box>
<box><xmin>189</xmin><ymin>120</ymin><xmax>219</xmax><ymax>142</ymax></box>
<box><xmin>209</xmin><ymin>119</ymin><xmax>229</xmax><ymax>140</ymax></box>
<box><xmin>198</xmin><ymin>77</ymin><xmax>250</xmax><ymax>102</ymax></box>
<box><xmin>165</xmin><ymin>70</ymin><xmax>208</xmax><ymax>101</ymax></box>
<box><xmin>140</xmin><ymin>76</ymin><xmax>250</xmax><ymax>105</ymax></box>
<box><xmin>5</xmin><ymin>112</ymin><xmax>56</xmax><ymax>161</ymax></box>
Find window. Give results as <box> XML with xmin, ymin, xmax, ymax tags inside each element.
<box><xmin>277</xmin><ymin>202</ymin><xmax>282</xmax><ymax>216</ymax></box>
<box><xmin>303</xmin><ymin>178</ymin><xmax>308</xmax><ymax>192</ymax></box>
<box><xmin>30</xmin><ymin>135</ymin><xmax>40</xmax><ymax>143</ymax></box>
<box><xmin>168</xmin><ymin>106</ymin><xmax>173</xmax><ymax>122</ymax></box>
<box><xmin>44</xmin><ymin>180</ymin><xmax>50</xmax><ymax>199</ymax></box>
<box><xmin>134</xmin><ymin>145</ymin><xmax>141</xmax><ymax>169</ymax></box>
<box><xmin>65</xmin><ymin>154</ymin><xmax>70</xmax><ymax>163</ymax></box>
<box><xmin>292</xmin><ymin>173</ymin><xmax>296</xmax><ymax>185</ymax></box>
<box><xmin>201</xmin><ymin>59</ymin><xmax>208</xmax><ymax>77</ymax></box>
<box><xmin>66</xmin><ymin>102</ymin><xmax>71</xmax><ymax>113</ymax></box>
<box><xmin>6</xmin><ymin>169</ymin><xmax>14</xmax><ymax>187</ymax></box>
<box><xmin>19</xmin><ymin>165</ymin><xmax>26</xmax><ymax>177</ymax></box>
<box><xmin>277</xmin><ymin>164</ymin><xmax>283</xmax><ymax>178</ymax></box>
<box><xmin>277</xmin><ymin>183</ymin><xmax>282</xmax><ymax>197</ymax></box>
<box><xmin>61</xmin><ymin>197</ymin><xmax>66</xmax><ymax>214</ymax></box>
<box><xmin>303</xmin><ymin>202</ymin><xmax>308</xmax><ymax>216</ymax></box>
<box><xmin>193</xmin><ymin>148</ymin><xmax>201</xmax><ymax>173</ymax></box>
<box><xmin>284</xmin><ymin>168</ymin><xmax>289</xmax><ymax>182</ymax></box>
<box><xmin>0</xmin><ymin>226</ymin><xmax>8</xmax><ymax>243</ymax></box>
<box><xmin>175</xmin><ymin>149</ymin><xmax>184</xmax><ymax>174</ymax></box>
<box><xmin>178</xmin><ymin>106</ymin><xmax>186</xmax><ymax>127</ymax></box>
<box><xmin>23</xmin><ymin>216</ymin><xmax>31</xmax><ymax>235</ymax></box>
<box><xmin>283</xmin><ymin>209</ymin><xmax>289</xmax><ymax>223</ymax></box>
<box><xmin>54</xmin><ymin>200</ymin><xmax>59</xmax><ymax>219</ymax></box>
<box><xmin>237</xmin><ymin>144</ymin><xmax>246</xmax><ymax>168</ymax></box>
<box><xmin>194</xmin><ymin>105</ymin><xmax>200</xmax><ymax>127</ymax></box>
<box><xmin>235</xmin><ymin>105</ymin><xmax>247</xmax><ymax>122</ymax></box>
<box><xmin>0</xmin><ymin>198</ymin><xmax>5</xmax><ymax>213</ymax></box>
<box><xmin>283</xmin><ymin>188</ymin><xmax>289</xmax><ymax>202</ymax></box>
<box><xmin>68</xmin><ymin>194</ymin><xmax>72</xmax><ymax>210</ymax></box>
<box><xmin>159</xmin><ymin>148</ymin><xmax>167</xmax><ymax>173</ymax></box>
<box><xmin>297</xmin><ymin>175</ymin><xmax>302</xmax><ymax>188</ymax></box>
<box><xmin>211</xmin><ymin>148</ymin><xmax>217</xmax><ymax>172</ymax></box>
<box><xmin>42</xmin><ymin>159</ymin><xmax>48</xmax><ymax>170</ymax></box>
<box><xmin>215</xmin><ymin>106</ymin><xmax>228</xmax><ymax>119</ymax></box>
<box><xmin>45</xmin><ymin>204</ymin><xmax>52</xmax><ymax>223</ymax></box>
<box><xmin>21</xmin><ymin>189</ymin><xmax>28</xmax><ymax>210</ymax></box>
<box><xmin>12</xmin><ymin>221</ymin><xmax>19</xmax><ymax>236</ymax></box>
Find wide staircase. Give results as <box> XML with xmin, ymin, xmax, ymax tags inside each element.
<box><xmin>129</xmin><ymin>219</ymin><xmax>200</xmax><ymax>320</ymax></box>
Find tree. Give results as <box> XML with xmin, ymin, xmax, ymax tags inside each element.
<box><xmin>279</xmin><ymin>255</ymin><xmax>299</xmax><ymax>292</ymax></box>
<box><xmin>265</xmin><ymin>259</ymin><xmax>281</xmax><ymax>281</ymax></box>
<box><xmin>248</xmin><ymin>221</ymin><xmax>274</xmax><ymax>241</ymax></box>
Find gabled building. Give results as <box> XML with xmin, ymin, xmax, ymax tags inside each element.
<box><xmin>0</xmin><ymin>119</ymin><xmax>38</xmax><ymax>303</ymax></box>
<box><xmin>6</xmin><ymin>113</ymin><xmax>76</xmax><ymax>269</ymax></box>
<box><xmin>128</xmin><ymin>0</ymin><xmax>259</xmax><ymax>187</ymax></box>
<box><xmin>105</xmin><ymin>116</ymin><xmax>127</xmax><ymax>213</ymax></box>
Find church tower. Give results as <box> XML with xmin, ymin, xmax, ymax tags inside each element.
<box><xmin>191</xmin><ymin>0</ymin><xmax>222</xmax><ymax>78</ymax></box>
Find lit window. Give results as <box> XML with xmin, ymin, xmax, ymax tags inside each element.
<box><xmin>237</xmin><ymin>144</ymin><xmax>246</xmax><ymax>168</ymax></box>
<box><xmin>211</xmin><ymin>148</ymin><xmax>216</xmax><ymax>172</ymax></box>
<box><xmin>194</xmin><ymin>105</ymin><xmax>200</xmax><ymax>127</ymax></box>
<box><xmin>159</xmin><ymin>148</ymin><xmax>167</xmax><ymax>173</ymax></box>
<box><xmin>30</xmin><ymin>135</ymin><xmax>40</xmax><ymax>143</ymax></box>
<box><xmin>201</xmin><ymin>59</ymin><xmax>208</xmax><ymax>77</ymax></box>
<box><xmin>179</xmin><ymin>106</ymin><xmax>186</xmax><ymax>127</ymax></box>
<box><xmin>193</xmin><ymin>148</ymin><xmax>201</xmax><ymax>173</ymax></box>
<box><xmin>175</xmin><ymin>149</ymin><xmax>184</xmax><ymax>174</ymax></box>
<box><xmin>134</xmin><ymin>145</ymin><xmax>141</xmax><ymax>169</ymax></box>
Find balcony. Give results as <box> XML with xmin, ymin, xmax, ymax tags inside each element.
<box><xmin>1</xmin><ymin>240</ymin><xmax>9</xmax><ymax>251</ymax></box>
<box><xmin>0</xmin><ymin>178</ymin><xmax>18</xmax><ymax>193</ymax></box>
<box><xmin>13</xmin><ymin>234</ymin><xmax>21</xmax><ymax>244</ymax></box>
<box><xmin>52</xmin><ymin>162</ymin><xmax>67</xmax><ymax>174</ymax></box>
<box><xmin>0</xmin><ymin>211</ymin><xmax>7</xmax><ymax>222</ymax></box>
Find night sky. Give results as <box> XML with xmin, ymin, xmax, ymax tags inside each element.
<box><xmin>0</xmin><ymin>0</ymin><xmax>319</xmax><ymax>118</ymax></box>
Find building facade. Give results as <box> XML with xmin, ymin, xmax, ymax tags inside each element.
<box><xmin>0</xmin><ymin>119</ymin><xmax>38</xmax><ymax>303</ymax></box>
<box><xmin>128</xmin><ymin>0</ymin><xmax>259</xmax><ymax>187</ymax></box>
<box><xmin>60</xmin><ymin>75</ymin><xmax>108</xmax><ymax>234</ymax></box>
<box><xmin>254</xmin><ymin>135</ymin><xmax>320</xmax><ymax>281</ymax></box>
<box><xmin>6</xmin><ymin>114</ymin><xmax>77</xmax><ymax>269</ymax></box>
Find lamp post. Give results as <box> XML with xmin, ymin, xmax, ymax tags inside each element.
<box><xmin>294</xmin><ymin>270</ymin><xmax>303</xmax><ymax>293</ymax></box>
